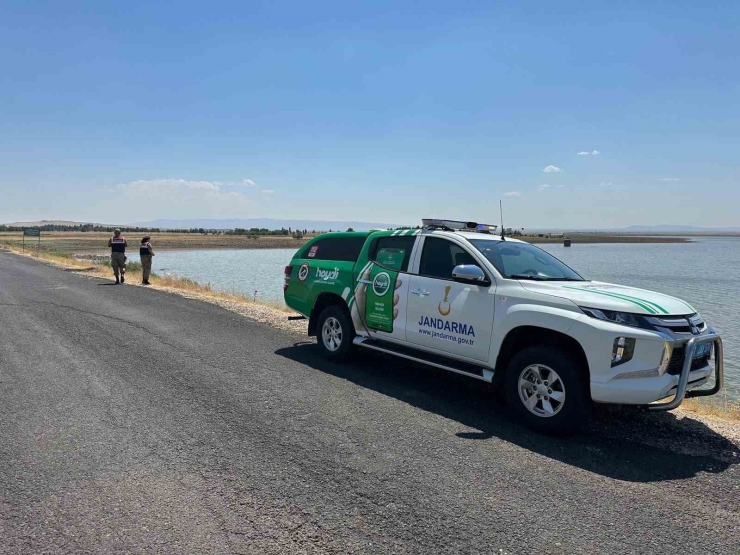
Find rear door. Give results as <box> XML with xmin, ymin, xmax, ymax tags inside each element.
<box><xmin>357</xmin><ymin>232</ymin><xmax>419</xmax><ymax>343</ymax></box>
<box><xmin>406</xmin><ymin>235</ymin><xmax>496</xmax><ymax>362</ymax></box>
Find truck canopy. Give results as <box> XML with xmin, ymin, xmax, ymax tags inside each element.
<box><xmin>293</xmin><ymin>231</ymin><xmax>371</xmax><ymax>263</ymax></box>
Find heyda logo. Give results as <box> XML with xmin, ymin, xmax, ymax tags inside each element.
<box><xmin>372</xmin><ymin>272</ymin><xmax>391</xmax><ymax>296</ymax></box>
<box><xmin>315</xmin><ymin>267</ymin><xmax>339</xmax><ymax>281</ymax></box>
<box><xmin>297</xmin><ymin>263</ymin><xmax>310</xmax><ymax>283</ymax></box>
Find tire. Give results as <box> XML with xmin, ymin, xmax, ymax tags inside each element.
<box><xmin>316</xmin><ymin>304</ymin><xmax>355</xmax><ymax>361</ymax></box>
<box><xmin>504</xmin><ymin>346</ymin><xmax>591</xmax><ymax>433</ymax></box>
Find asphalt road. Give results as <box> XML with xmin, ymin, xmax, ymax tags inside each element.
<box><xmin>1</xmin><ymin>252</ymin><xmax>738</xmax><ymax>554</ymax></box>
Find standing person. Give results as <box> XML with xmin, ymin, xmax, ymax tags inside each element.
<box><xmin>108</xmin><ymin>229</ymin><xmax>127</xmax><ymax>284</ymax></box>
<box><xmin>140</xmin><ymin>236</ymin><xmax>155</xmax><ymax>285</ymax></box>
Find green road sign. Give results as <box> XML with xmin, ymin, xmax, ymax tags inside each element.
<box><xmin>23</xmin><ymin>229</ymin><xmax>41</xmax><ymax>237</ymax></box>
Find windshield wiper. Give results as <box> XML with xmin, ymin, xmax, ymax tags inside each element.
<box><xmin>541</xmin><ymin>277</ymin><xmax>585</xmax><ymax>281</ymax></box>
<box><xmin>509</xmin><ymin>274</ymin><xmax>546</xmax><ymax>281</ymax></box>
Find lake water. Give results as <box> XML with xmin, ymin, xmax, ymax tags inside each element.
<box><xmin>125</xmin><ymin>238</ymin><xmax>740</xmax><ymax>399</ymax></box>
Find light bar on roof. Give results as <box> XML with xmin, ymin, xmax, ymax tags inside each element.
<box><xmin>422</xmin><ymin>219</ymin><xmax>498</xmax><ymax>232</ymax></box>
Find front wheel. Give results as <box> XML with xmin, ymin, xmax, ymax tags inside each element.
<box><xmin>317</xmin><ymin>305</ymin><xmax>355</xmax><ymax>361</ymax></box>
<box><xmin>504</xmin><ymin>346</ymin><xmax>590</xmax><ymax>432</ymax></box>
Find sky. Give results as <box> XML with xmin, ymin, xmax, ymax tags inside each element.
<box><xmin>1</xmin><ymin>0</ymin><xmax>738</xmax><ymax>228</ymax></box>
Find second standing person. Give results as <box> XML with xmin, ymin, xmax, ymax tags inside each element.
<box><xmin>140</xmin><ymin>236</ymin><xmax>155</xmax><ymax>285</ymax></box>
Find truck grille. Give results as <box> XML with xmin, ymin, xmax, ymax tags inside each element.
<box><xmin>647</xmin><ymin>313</ymin><xmax>706</xmax><ymax>335</ymax></box>
<box><xmin>666</xmin><ymin>346</ymin><xmax>711</xmax><ymax>375</ymax></box>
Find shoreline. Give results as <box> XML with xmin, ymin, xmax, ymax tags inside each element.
<box><xmin>2</xmin><ymin>244</ymin><xmax>737</xmax><ymax>427</ymax></box>
<box><xmin>0</xmin><ymin>230</ymin><xmax>693</xmax><ymax>256</ymax></box>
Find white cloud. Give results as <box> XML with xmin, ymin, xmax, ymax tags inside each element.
<box><xmin>543</xmin><ymin>165</ymin><xmax>562</xmax><ymax>173</ymax></box>
<box><xmin>260</xmin><ymin>189</ymin><xmax>275</xmax><ymax>195</ymax></box>
<box><xmin>577</xmin><ymin>150</ymin><xmax>600</xmax><ymax>156</ymax></box>
<box><xmin>243</xmin><ymin>179</ymin><xmax>256</xmax><ymax>187</ymax></box>
<box><xmin>503</xmin><ymin>191</ymin><xmax>522</xmax><ymax>197</ymax></box>
<box><xmin>118</xmin><ymin>179</ymin><xmax>256</xmax><ymax>218</ymax></box>
<box><xmin>538</xmin><ymin>184</ymin><xmax>550</xmax><ymax>192</ymax></box>
<box><xmin>556</xmin><ymin>184</ymin><xmax>565</xmax><ymax>188</ymax></box>
<box><xmin>598</xmin><ymin>181</ymin><xmax>613</xmax><ymax>187</ymax></box>
<box><xmin>659</xmin><ymin>177</ymin><xmax>679</xmax><ymax>182</ymax></box>
<box><xmin>121</xmin><ymin>179</ymin><xmax>222</xmax><ymax>193</ymax></box>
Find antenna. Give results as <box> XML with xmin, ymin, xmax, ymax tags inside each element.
<box><xmin>500</xmin><ymin>200</ymin><xmax>506</xmax><ymax>241</ymax></box>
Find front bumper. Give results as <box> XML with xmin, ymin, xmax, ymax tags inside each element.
<box><xmin>648</xmin><ymin>334</ymin><xmax>724</xmax><ymax>411</ymax></box>
<box><xmin>588</xmin><ymin>332</ymin><xmax>724</xmax><ymax>407</ymax></box>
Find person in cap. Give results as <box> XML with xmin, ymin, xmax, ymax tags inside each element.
<box><xmin>140</xmin><ymin>236</ymin><xmax>155</xmax><ymax>285</ymax></box>
<box><xmin>107</xmin><ymin>229</ymin><xmax>128</xmax><ymax>284</ymax></box>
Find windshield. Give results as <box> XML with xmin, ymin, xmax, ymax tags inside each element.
<box><xmin>469</xmin><ymin>240</ymin><xmax>585</xmax><ymax>281</ymax></box>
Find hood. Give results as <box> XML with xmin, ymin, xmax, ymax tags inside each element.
<box><xmin>518</xmin><ymin>280</ymin><xmax>695</xmax><ymax>316</ymax></box>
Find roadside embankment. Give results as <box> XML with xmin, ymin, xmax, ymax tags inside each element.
<box><xmin>2</xmin><ymin>244</ymin><xmax>737</xmax><ymax>427</ymax></box>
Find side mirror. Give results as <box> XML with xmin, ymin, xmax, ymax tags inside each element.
<box><xmin>452</xmin><ymin>264</ymin><xmax>488</xmax><ymax>284</ymax></box>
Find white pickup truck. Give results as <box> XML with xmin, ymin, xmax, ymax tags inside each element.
<box><xmin>284</xmin><ymin>219</ymin><xmax>724</xmax><ymax>431</ymax></box>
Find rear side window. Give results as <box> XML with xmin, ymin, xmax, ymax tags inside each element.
<box><xmin>304</xmin><ymin>236</ymin><xmax>366</xmax><ymax>262</ymax></box>
<box><xmin>369</xmin><ymin>235</ymin><xmax>416</xmax><ymax>272</ymax></box>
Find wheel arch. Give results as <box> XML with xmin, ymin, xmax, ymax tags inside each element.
<box><xmin>493</xmin><ymin>325</ymin><xmax>591</xmax><ymax>399</ymax></box>
<box><xmin>308</xmin><ymin>293</ymin><xmax>351</xmax><ymax>336</ymax></box>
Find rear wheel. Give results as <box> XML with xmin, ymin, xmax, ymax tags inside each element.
<box><xmin>504</xmin><ymin>346</ymin><xmax>590</xmax><ymax>432</ymax></box>
<box><xmin>317</xmin><ymin>305</ymin><xmax>355</xmax><ymax>361</ymax></box>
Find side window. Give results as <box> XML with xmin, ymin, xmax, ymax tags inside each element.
<box><xmin>369</xmin><ymin>235</ymin><xmax>416</xmax><ymax>272</ymax></box>
<box><xmin>305</xmin><ymin>237</ymin><xmax>366</xmax><ymax>262</ymax></box>
<box><xmin>418</xmin><ymin>237</ymin><xmax>478</xmax><ymax>280</ymax></box>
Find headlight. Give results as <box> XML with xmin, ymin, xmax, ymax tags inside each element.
<box><xmin>580</xmin><ymin>307</ymin><xmax>641</xmax><ymax>328</ymax></box>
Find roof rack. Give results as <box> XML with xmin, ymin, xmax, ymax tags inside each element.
<box><xmin>422</xmin><ymin>219</ymin><xmax>498</xmax><ymax>234</ymax></box>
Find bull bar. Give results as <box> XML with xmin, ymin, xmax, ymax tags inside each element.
<box><xmin>648</xmin><ymin>334</ymin><xmax>724</xmax><ymax>411</ymax></box>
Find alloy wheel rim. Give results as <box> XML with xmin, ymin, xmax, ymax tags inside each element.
<box><xmin>322</xmin><ymin>317</ymin><xmax>343</xmax><ymax>352</ymax></box>
<box><xmin>518</xmin><ymin>364</ymin><xmax>566</xmax><ymax>418</ymax></box>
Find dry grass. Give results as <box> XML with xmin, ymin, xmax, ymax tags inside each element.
<box><xmin>679</xmin><ymin>396</ymin><xmax>740</xmax><ymax>422</ymax></box>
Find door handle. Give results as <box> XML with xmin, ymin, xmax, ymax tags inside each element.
<box><xmin>411</xmin><ymin>288</ymin><xmax>430</xmax><ymax>296</ymax></box>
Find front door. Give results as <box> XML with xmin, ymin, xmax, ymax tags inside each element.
<box><xmin>406</xmin><ymin>236</ymin><xmax>496</xmax><ymax>362</ymax></box>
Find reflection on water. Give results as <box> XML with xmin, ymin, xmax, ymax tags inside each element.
<box><xmin>126</xmin><ymin>238</ymin><xmax>740</xmax><ymax>399</ymax></box>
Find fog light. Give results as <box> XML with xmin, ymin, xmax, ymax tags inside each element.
<box><xmin>658</xmin><ymin>341</ymin><xmax>672</xmax><ymax>376</ymax></box>
<box><xmin>611</xmin><ymin>337</ymin><xmax>635</xmax><ymax>367</ymax></box>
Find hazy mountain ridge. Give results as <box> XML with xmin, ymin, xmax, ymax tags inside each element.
<box><xmin>620</xmin><ymin>224</ymin><xmax>740</xmax><ymax>232</ymax></box>
<box><xmin>1</xmin><ymin>219</ymin><xmax>118</xmax><ymax>227</ymax></box>
<box><xmin>128</xmin><ymin>218</ymin><xmax>403</xmax><ymax>231</ymax></box>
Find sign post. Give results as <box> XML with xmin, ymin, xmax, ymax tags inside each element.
<box><xmin>23</xmin><ymin>228</ymin><xmax>41</xmax><ymax>255</ymax></box>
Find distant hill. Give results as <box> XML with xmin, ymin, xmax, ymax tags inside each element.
<box><xmin>1</xmin><ymin>219</ymin><xmax>117</xmax><ymax>227</ymax></box>
<box><xmin>619</xmin><ymin>225</ymin><xmax>740</xmax><ymax>233</ymax></box>
<box><xmin>529</xmin><ymin>224</ymin><xmax>740</xmax><ymax>233</ymax></box>
<box><xmin>129</xmin><ymin>218</ymin><xmax>403</xmax><ymax>231</ymax></box>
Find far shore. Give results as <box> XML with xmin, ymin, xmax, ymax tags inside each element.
<box><xmin>0</xmin><ymin>230</ymin><xmax>692</xmax><ymax>255</ymax></box>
